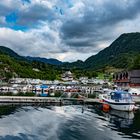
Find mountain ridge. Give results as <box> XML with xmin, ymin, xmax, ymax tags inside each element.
<box><xmin>0</xmin><ymin>46</ymin><xmax>63</xmax><ymax>66</ymax></box>
<box><xmin>0</xmin><ymin>32</ymin><xmax>140</xmax><ymax>71</ymax></box>
<box><xmin>26</xmin><ymin>56</ymin><xmax>63</xmax><ymax>65</ymax></box>
<box><xmin>84</xmin><ymin>32</ymin><xmax>140</xmax><ymax>70</ymax></box>
<box><xmin>0</xmin><ymin>46</ymin><xmax>26</xmax><ymax>61</ymax></box>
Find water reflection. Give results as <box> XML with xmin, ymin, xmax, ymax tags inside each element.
<box><xmin>96</xmin><ymin>107</ymin><xmax>140</xmax><ymax>139</ymax></box>
<box><xmin>108</xmin><ymin>109</ymin><xmax>134</xmax><ymax>128</ymax></box>
<box><xmin>0</xmin><ymin>104</ymin><xmax>139</xmax><ymax>140</ymax></box>
<box><xmin>0</xmin><ymin>105</ymin><xmax>18</xmax><ymax>118</ymax></box>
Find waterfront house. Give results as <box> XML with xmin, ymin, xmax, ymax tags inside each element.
<box><xmin>40</xmin><ymin>85</ymin><xmax>49</xmax><ymax>96</ymax></box>
<box><xmin>113</xmin><ymin>70</ymin><xmax>140</xmax><ymax>87</ymax></box>
<box><xmin>33</xmin><ymin>84</ymin><xmax>49</xmax><ymax>96</ymax></box>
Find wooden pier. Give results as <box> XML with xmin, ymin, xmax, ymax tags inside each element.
<box><xmin>0</xmin><ymin>96</ymin><xmax>83</xmax><ymax>104</ymax></box>
<box><xmin>0</xmin><ymin>96</ymin><xmax>139</xmax><ymax>104</ymax></box>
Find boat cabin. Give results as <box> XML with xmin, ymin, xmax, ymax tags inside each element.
<box><xmin>109</xmin><ymin>91</ymin><xmax>132</xmax><ymax>102</ymax></box>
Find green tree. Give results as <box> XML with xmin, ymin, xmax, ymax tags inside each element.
<box><xmin>130</xmin><ymin>55</ymin><xmax>140</xmax><ymax>69</ymax></box>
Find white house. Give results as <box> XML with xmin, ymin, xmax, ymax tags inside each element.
<box><xmin>61</xmin><ymin>71</ymin><xmax>73</xmax><ymax>81</ymax></box>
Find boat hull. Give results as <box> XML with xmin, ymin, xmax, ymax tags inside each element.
<box><xmin>103</xmin><ymin>99</ymin><xmax>135</xmax><ymax>111</ymax></box>
<box><xmin>109</xmin><ymin>103</ymin><xmax>134</xmax><ymax>111</ymax></box>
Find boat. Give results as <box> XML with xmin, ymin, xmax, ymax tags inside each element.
<box><xmin>128</xmin><ymin>88</ymin><xmax>140</xmax><ymax>101</ymax></box>
<box><xmin>102</xmin><ymin>91</ymin><xmax>135</xmax><ymax>111</ymax></box>
<box><xmin>98</xmin><ymin>88</ymin><xmax>113</xmax><ymax>99</ymax></box>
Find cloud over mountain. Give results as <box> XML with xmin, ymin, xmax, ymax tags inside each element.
<box><xmin>0</xmin><ymin>0</ymin><xmax>140</xmax><ymax>61</ymax></box>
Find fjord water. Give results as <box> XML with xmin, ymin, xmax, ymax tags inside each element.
<box><xmin>0</xmin><ymin>105</ymin><xmax>140</xmax><ymax>140</ymax></box>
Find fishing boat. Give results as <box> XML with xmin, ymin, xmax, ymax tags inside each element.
<box><xmin>102</xmin><ymin>91</ymin><xmax>135</xmax><ymax>111</ymax></box>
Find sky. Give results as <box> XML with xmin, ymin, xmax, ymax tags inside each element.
<box><xmin>0</xmin><ymin>0</ymin><xmax>140</xmax><ymax>62</ymax></box>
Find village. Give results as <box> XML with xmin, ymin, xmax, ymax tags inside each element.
<box><xmin>0</xmin><ymin>70</ymin><xmax>140</xmax><ymax>97</ymax></box>
<box><xmin>0</xmin><ymin>71</ymin><xmax>107</xmax><ymax>96</ymax></box>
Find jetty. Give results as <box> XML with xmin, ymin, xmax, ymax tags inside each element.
<box><xmin>0</xmin><ymin>96</ymin><xmax>101</xmax><ymax>104</ymax></box>
<box><xmin>0</xmin><ymin>96</ymin><xmax>139</xmax><ymax>104</ymax></box>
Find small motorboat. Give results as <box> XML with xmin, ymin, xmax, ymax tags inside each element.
<box><xmin>128</xmin><ymin>88</ymin><xmax>140</xmax><ymax>101</ymax></box>
<box><xmin>102</xmin><ymin>91</ymin><xmax>135</xmax><ymax>111</ymax></box>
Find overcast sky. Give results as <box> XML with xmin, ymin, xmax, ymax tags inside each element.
<box><xmin>0</xmin><ymin>0</ymin><xmax>140</xmax><ymax>62</ymax></box>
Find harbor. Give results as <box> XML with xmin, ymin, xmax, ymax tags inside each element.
<box><xmin>1</xmin><ymin>0</ymin><xmax>140</xmax><ymax>139</ymax></box>
<box><xmin>0</xmin><ymin>75</ymin><xmax>140</xmax><ymax>112</ymax></box>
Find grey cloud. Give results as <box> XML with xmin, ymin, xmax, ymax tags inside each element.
<box><xmin>64</xmin><ymin>37</ymin><xmax>96</xmax><ymax>47</ymax></box>
<box><xmin>17</xmin><ymin>4</ymin><xmax>56</xmax><ymax>26</ymax></box>
<box><xmin>0</xmin><ymin>0</ymin><xmax>58</xmax><ymax>28</ymax></box>
<box><xmin>0</xmin><ymin>1</ymin><xmax>22</xmax><ymax>16</ymax></box>
<box><xmin>0</xmin><ymin>0</ymin><xmax>140</xmax><ymax>61</ymax></box>
<box><xmin>60</xmin><ymin>0</ymin><xmax>140</xmax><ymax>51</ymax></box>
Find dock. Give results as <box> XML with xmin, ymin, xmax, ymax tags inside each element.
<box><xmin>0</xmin><ymin>96</ymin><xmax>139</xmax><ymax>104</ymax></box>
<box><xmin>0</xmin><ymin>96</ymin><xmax>101</xmax><ymax>104</ymax></box>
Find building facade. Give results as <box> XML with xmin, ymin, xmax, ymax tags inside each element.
<box><xmin>113</xmin><ymin>70</ymin><xmax>140</xmax><ymax>87</ymax></box>
<box><xmin>61</xmin><ymin>71</ymin><xmax>73</xmax><ymax>81</ymax></box>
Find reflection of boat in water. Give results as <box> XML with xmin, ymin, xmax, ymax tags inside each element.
<box><xmin>108</xmin><ymin>109</ymin><xmax>134</xmax><ymax>128</ymax></box>
<box><xmin>102</xmin><ymin>91</ymin><xmax>135</xmax><ymax>111</ymax></box>
<box><xmin>109</xmin><ymin>109</ymin><xmax>134</xmax><ymax>119</ymax></box>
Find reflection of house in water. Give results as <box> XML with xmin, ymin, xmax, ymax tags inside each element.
<box><xmin>113</xmin><ymin>70</ymin><xmax>140</xmax><ymax>87</ymax></box>
<box><xmin>61</xmin><ymin>71</ymin><xmax>73</xmax><ymax>81</ymax></box>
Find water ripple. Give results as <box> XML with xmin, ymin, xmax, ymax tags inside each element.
<box><xmin>0</xmin><ymin>105</ymin><xmax>139</xmax><ymax>140</ymax></box>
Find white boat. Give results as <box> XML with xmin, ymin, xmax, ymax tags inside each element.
<box><xmin>128</xmin><ymin>88</ymin><xmax>140</xmax><ymax>101</ymax></box>
<box><xmin>102</xmin><ymin>91</ymin><xmax>135</xmax><ymax>111</ymax></box>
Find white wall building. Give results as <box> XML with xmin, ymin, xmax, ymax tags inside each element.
<box><xmin>61</xmin><ymin>71</ymin><xmax>74</xmax><ymax>81</ymax></box>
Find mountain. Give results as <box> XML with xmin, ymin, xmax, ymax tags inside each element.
<box><xmin>0</xmin><ymin>46</ymin><xmax>61</xmax><ymax>80</ymax></box>
<box><xmin>62</xmin><ymin>32</ymin><xmax>139</xmax><ymax>70</ymax></box>
<box><xmin>0</xmin><ymin>46</ymin><xmax>26</xmax><ymax>61</ymax></box>
<box><xmin>26</xmin><ymin>56</ymin><xmax>63</xmax><ymax>65</ymax></box>
<box><xmin>84</xmin><ymin>32</ymin><xmax>140</xmax><ymax>70</ymax></box>
<box><xmin>62</xmin><ymin>60</ymin><xmax>84</xmax><ymax>70</ymax></box>
<box><xmin>1</xmin><ymin>32</ymin><xmax>140</xmax><ymax>80</ymax></box>
<box><xmin>0</xmin><ymin>46</ymin><xmax>62</xmax><ymax>65</ymax></box>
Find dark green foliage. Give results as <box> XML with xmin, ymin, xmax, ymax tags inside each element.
<box><xmin>0</xmin><ymin>105</ymin><xmax>17</xmax><ymax>116</ymax></box>
<box><xmin>84</xmin><ymin>33</ymin><xmax>140</xmax><ymax>70</ymax></box>
<box><xmin>62</xmin><ymin>33</ymin><xmax>140</xmax><ymax>71</ymax></box>
<box><xmin>0</xmin><ymin>92</ymin><xmax>35</xmax><ymax>96</ymax></box>
<box><xmin>0</xmin><ymin>54</ymin><xmax>61</xmax><ymax>80</ymax></box>
<box><xmin>16</xmin><ymin>92</ymin><xmax>35</xmax><ymax>96</ymax></box>
<box><xmin>129</xmin><ymin>54</ymin><xmax>140</xmax><ymax>69</ymax></box>
<box><xmin>26</xmin><ymin>56</ymin><xmax>62</xmax><ymax>65</ymax></box>
<box><xmin>1</xmin><ymin>32</ymin><xmax>140</xmax><ymax>80</ymax></box>
<box><xmin>88</xmin><ymin>94</ymin><xmax>96</xmax><ymax>99</ymax></box>
<box><xmin>0</xmin><ymin>46</ymin><xmax>26</xmax><ymax>61</ymax></box>
<box><xmin>62</xmin><ymin>60</ymin><xmax>84</xmax><ymax>69</ymax></box>
<box><xmin>0</xmin><ymin>46</ymin><xmax>62</xmax><ymax>81</ymax></box>
<box><xmin>71</xmin><ymin>69</ymin><xmax>98</xmax><ymax>79</ymax></box>
<box><xmin>53</xmin><ymin>91</ymin><xmax>62</xmax><ymax>97</ymax></box>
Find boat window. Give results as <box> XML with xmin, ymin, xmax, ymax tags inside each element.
<box><xmin>110</xmin><ymin>91</ymin><xmax>132</xmax><ymax>102</ymax></box>
<box><xmin>121</xmin><ymin>93</ymin><xmax>132</xmax><ymax>100</ymax></box>
<box><xmin>110</xmin><ymin>92</ymin><xmax>114</xmax><ymax>99</ymax></box>
<box><xmin>110</xmin><ymin>92</ymin><xmax>121</xmax><ymax>100</ymax></box>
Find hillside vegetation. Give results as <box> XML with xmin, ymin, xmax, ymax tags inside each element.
<box><xmin>1</xmin><ymin>32</ymin><xmax>140</xmax><ymax>80</ymax></box>
<box><xmin>0</xmin><ymin>54</ymin><xmax>61</xmax><ymax>81</ymax></box>
<box><xmin>84</xmin><ymin>33</ymin><xmax>140</xmax><ymax>70</ymax></box>
<box><xmin>63</xmin><ymin>33</ymin><xmax>140</xmax><ymax>70</ymax></box>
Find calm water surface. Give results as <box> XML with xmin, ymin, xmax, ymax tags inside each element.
<box><xmin>0</xmin><ymin>104</ymin><xmax>140</xmax><ymax>140</ymax></box>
